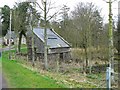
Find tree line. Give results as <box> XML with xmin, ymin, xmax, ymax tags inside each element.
<box><xmin>51</xmin><ymin>2</ymin><xmax>119</xmax><ymax>73</ymax></box>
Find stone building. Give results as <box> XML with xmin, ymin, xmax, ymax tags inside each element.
<box><xmin>29</xmin><ymin>27</ymin><xmax>71</xmax><ymax>61</ymax></box>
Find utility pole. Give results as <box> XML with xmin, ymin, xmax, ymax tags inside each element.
<box><xmin>108</xmin><ymin>0</ymin><xmax>114</xmax><ymax>72</ymax></box>
<box><xmin>104</xmin><ymin>0</ymin><xmax>115</xmax><ymax>88</ymax></box>
<box><xmin>44</xmin><ymin>0</ymin><xmax>48</xmax><ymax>70</ymax></box>
<box><xmin>9</xmin><ymin>9</ymin><xmax>12</xmax><ymax>60</ymax></box>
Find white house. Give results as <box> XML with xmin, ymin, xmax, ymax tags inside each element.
<box><xmin>3</xmin><ymin>31</ymin><xmax>26</xmax><ymax>46</ymax></box>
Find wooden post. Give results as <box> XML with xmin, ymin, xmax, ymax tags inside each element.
<box><xmin>106</xmin><ymin>67</ymin><xmax>111</xmax><ymax>89</ymax></box>
<box><xmin>34</xmin><ymin>47</ymin><xmax>37</xmax><ymax>61</ymax></box>
<box><xmin>9</xmin><ymin>10</ymin><xmax>12</xmax><ymax>60</ymax></box>
<box><xmin>56</xmin><ymin>54</ymin><xmax>59</xmax><ymax>73</ymax></box>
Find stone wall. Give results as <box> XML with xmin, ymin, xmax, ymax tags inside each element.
<box><xmin>35</xmin><ymin>51</ymin><xmax>71</xmax><ymax>62</ymax></box>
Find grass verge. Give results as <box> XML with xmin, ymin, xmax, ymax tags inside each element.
<box><xmin>2</xmin><ymin>51</ymin><xmax>65</xmax><ymax>88</ymax></box>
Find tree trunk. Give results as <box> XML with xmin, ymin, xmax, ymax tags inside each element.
<box><xmin>26</xmin><ymin>36</ymin><xmax>32</xmax><ymax>61</ymax></box>
<box><xmin>18</xmin><ymin>32</ymin><xmax>22</xmax><ymax>53</ymax></box>
<box><xmin>88</xmin><ymin>47</ymin><xmax>92</xmax><ymax>74</ymax></box>
<box><xmin>83</xmin><ymin>44</ymin><xmax>88</xmax><ymax>74</ymax></box>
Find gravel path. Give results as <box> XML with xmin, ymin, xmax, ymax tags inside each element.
<box><xmin>0</xmin><ymin>72</ymin><xmax>8</xmax><ymax>89</ymax></box>
<box><xmin>0</xmin><ymin>60</ymin><xmax>8</xmax><ymax>89</ymax></box>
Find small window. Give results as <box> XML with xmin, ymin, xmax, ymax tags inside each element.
<box><xmin>48</xmin><ymin>34</ymin><xmax>57</xmax><ymax>39</ymax></box>
<box><xmin>48</xmin><ymin>37</ymin><xmax>57</xmax><ymax>39</ymax></box>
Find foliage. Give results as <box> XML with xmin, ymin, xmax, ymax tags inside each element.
<box><xmin>1</xmin><ymin>5</ymin><xmax>10</xmax><ymax>36</ymax></box>
<box><xmin>13</xmin><ymin>2</ymin><xmax>39</xmax><ymax>52</ymax></box>
<box><xmin>116</xmin><ymin>15</ymin><xmax>120</xmax><ymax>53</ymax></box>
<box><xmin>70</xmin><ymin>2</ymin><xmax>103</xmax><ymax>48</ymax></box>
<box><xmin>52</xmin><ymin>2</ymin><xmax>103</xmax><ymax>48</ymax></box>
<box><xmin>51</xmin><ymin>2</ymin><xmax>104</xmax><ymax>73</ymax></box>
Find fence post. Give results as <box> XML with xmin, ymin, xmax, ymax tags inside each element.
<box><xmin>106</xmin><ymin>67</ymin><xmax>111</xmax><ymax>90</ymax></box>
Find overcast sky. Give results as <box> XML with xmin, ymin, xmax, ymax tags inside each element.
<box><xmin>0</xmin><ymin>0</ymin><xmax>120</xmax><ymax>23</ymax></box>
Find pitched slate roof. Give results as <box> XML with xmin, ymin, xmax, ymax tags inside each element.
<box><xmin>33</xmin><ymin>27</ymin><xmax>70</xmax><ymax>49</ymax></box>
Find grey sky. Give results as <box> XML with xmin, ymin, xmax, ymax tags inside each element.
<box><xmin>0</xmin><ymin>0</ymin><xmax>119</xmax><ymax>23</ymax></box>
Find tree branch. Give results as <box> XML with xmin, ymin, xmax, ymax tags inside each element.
<box><xmin>47</xmin><ymin>11</ymin><xmax>59</xmax><ymax>21</ymax></box>
<box><xmin>34</xmin><ymin>2</ymin><xmax>44</xmax><ymax>11</ymax></box>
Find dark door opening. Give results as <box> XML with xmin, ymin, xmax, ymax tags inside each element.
<box><xmin>60</xmin><ymin>53</ymin><xmax>63</xmax><ymax>60</ymax></box>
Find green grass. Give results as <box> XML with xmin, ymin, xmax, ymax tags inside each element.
<box><xmin>2</xmin><ymin>51</ymin><xmax>65</xmax><ymax>88</ymax></box>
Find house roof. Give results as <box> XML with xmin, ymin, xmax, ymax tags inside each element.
<box><xmin>4</xmin><ymin>31</ymin><xmax>17</xmax><ymax>39</ymax></box>
<box><xmin>33</xmin><ymin>27</ymin><xmax>70</xmax><ymax>49</ymax></box>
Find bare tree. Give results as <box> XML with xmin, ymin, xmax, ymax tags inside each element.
<box><xmin>33</xmin><ymin>0</ymin><xmax>60</xmax><ymax>69</ymax></box>
<box><xmin>71</xmin><ymin>2</ymin><xmax>103</xmax><ymax>74</ymax></box>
